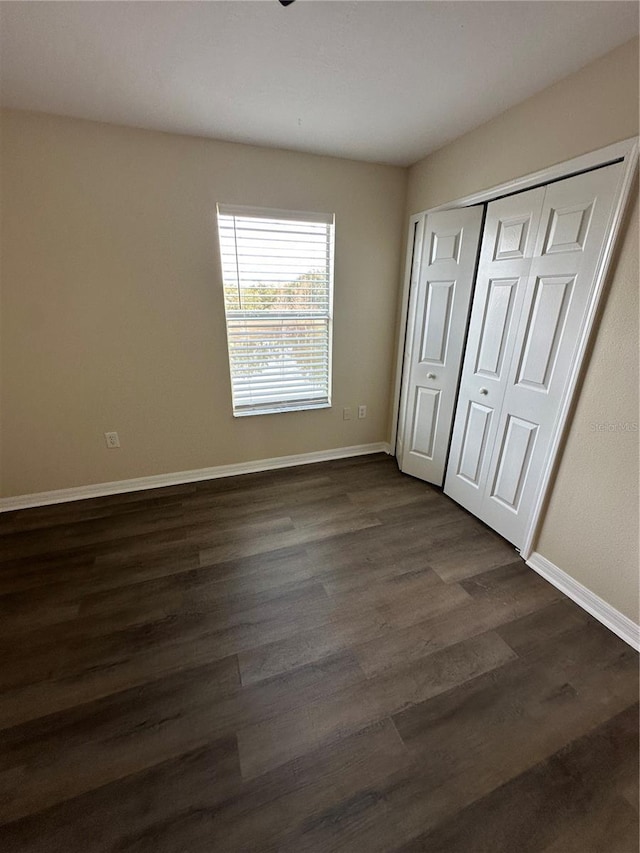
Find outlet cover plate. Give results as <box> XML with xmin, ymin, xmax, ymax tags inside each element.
<box><xmin>105</xmin><ymin>432</ymin><xmax>120</xmax><ymax>448</ymax></box>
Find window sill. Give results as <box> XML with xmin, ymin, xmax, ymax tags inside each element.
<box><xmin>233</xmin><ymin>402</ymin><xmax>331</xmax><ymax>417</ymax></box>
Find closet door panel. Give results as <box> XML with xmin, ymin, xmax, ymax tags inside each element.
<box><xmin>446</xmin><ymin>161</ymin><xmax>624</xmax><ymax>547</ymax></box>
<box><xmin>479</xmin><ymin>162</ymin><xmax>625</xmax><ymax>545</ymax></box>
<box><xmin>444</xmin><ymin>187</ymin><xmax>545</xmax><ymax>521</ymax></box>
<box><xmin>398</xmin><ymin>206</ymin><xmax>483</xmax><ymax>485</ymax></box>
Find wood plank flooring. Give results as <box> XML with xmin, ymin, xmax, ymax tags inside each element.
<box><xmin>0</xmin><ymin>453</ymin><xmax>637</xmax><ymax>851</ymax></box>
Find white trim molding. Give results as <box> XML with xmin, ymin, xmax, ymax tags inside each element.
<box><xmin>0</xmin><ymin>442</ymin><xmax>391</xmax><ymax>513</ymax></box>
<box><xmin>423</xmin><ymin>136</ymin><xmax>639</xmax><ymax>213</ymax></box>
<box><xmin>390</xmin><ymin>213</ymin><xmax>425</xmax><ymax>454</ymax></box>
<box><xmin>527</xmin><ymin>552</ymin><xmax>640</xmax><ymax>652</ymax></box>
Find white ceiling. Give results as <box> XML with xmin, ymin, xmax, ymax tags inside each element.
<box><xmin>0</xmin><ymin>1</ymin><xmax>637</xmax><ymax>166</ymax></box>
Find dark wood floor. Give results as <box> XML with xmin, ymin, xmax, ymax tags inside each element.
<box><xmin>0</xmin><ymin>453</ymin><xmax>637</xmax><ymax>852</ymax></box>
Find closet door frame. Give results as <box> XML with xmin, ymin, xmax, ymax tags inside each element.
<box><xmin>391</xmin><ymin>135</ymin><xmax>638</xmax><ymax>560</ymax></box>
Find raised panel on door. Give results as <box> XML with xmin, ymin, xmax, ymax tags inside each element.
<box><xmin>474</xmin><ymin>278</ymin><xmax>519</xmax><ymax>379</ymax></box>
<box><xmin>409</xmin><ymin>387</ymin><xmax>440</xmax><ymax>459</ymax></box>
<box><xmin>398</xmin><ymin>206</ymin><xmax>483</xmax><ymax>485</ymax></box>
<box><xmin>420</xmin><ymin>280</ymin><xmax>455</xmax><ymax>364</ymax></box>
<box><xmin>541</xmin><ymin>199</ymin><xmax>594</xmax><ymax>254</ymax></box>
<box><xmin>515</xmin><ymin>274</ymin><xmax>574</xmax><ymax>390</ymax></box>
<box><xmin>489</xmin><ymin>415</ymin><xmax>538</xmax><ymax>510</ymax></box>
<box><xmin>493</xmin><ymin>213</ymin><xmax>534</xmax><ymax>261</ymax></box>
<box><xmin>455</xmin><ymin>400</ymin><xmax>493</xmax><ymax>487</ymax></box>
<box><xmin>446</xmin><ymin>161</ymin><xmax>624</xmax><ymax>547</ymax></box>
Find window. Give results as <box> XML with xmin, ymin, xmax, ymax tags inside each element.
<box><xmin>216</xmin><ymin>205</ymin><xmax>334</xmax><ymax>416</ymax></box>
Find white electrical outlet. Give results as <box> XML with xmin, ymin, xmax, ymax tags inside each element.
<box><xmin>358</xmin><ymin>405</ymin><xmax>367</xmax><ymax>419</ymax></box>
<box><xmin>343</xmin><ymin>407</ymin><xmax>352</xmax><ymax>421</ymax></box>
<box><xmin>104</xmin><ymin>431</ymin><xmax>120</xmax><ymax>448</ymax></box>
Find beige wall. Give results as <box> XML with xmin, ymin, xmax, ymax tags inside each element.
<box><xmin>406</xmin><ymin>37</ymin><xmax>639</xmax><ymax>621</ymax></box>
<box><xmin>0</xmin><ymin>110</ymin><xmax>406</xmax><ymax>496</ymax></box>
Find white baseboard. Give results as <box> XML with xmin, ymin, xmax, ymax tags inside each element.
<box><xmin>526</xmin><ymin>552</ymin><xmax>640</xmax><ymax>652</ymax></box>
<box><xmin>0</xmin><ymin>442</ymin><xmax>392</xmax><ymax>513</ymax></box>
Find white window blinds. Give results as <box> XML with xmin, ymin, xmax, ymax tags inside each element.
<box><xmin>217</xmin><ymin>205</ymin><xmax>334</xmax><ymax>416</ymax></box>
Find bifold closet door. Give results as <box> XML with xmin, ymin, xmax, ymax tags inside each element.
<box><xmin>398</xmin><ymin>206</ymin><xmax>483</xmax><ymax>485</ymax></box>
<box><xmin>444</xmin><ymin>161</ymin><xmax>624</xmax><ymax>547</ymax></box>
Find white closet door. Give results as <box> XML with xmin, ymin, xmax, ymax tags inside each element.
<box><xmin>398</xmin><ymin>206</ymin><xmax>483</xmax><ymax>485</ymax></box>
<box><xmin>445</xmin><ymin>162</ymin><xmax>624</xmax><ymax>547</ymax></box>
